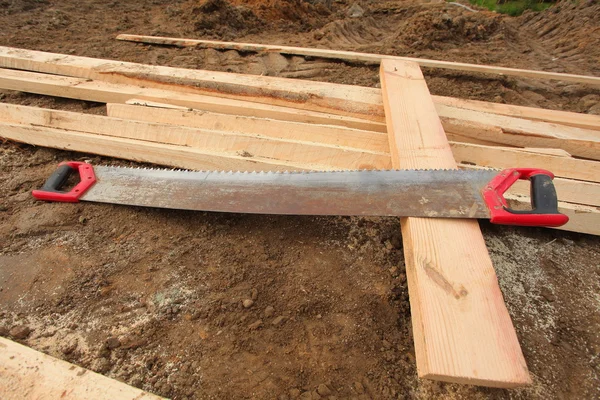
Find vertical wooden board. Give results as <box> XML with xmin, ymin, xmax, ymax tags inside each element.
<box><xmin>380</xmin><ymin>59</ymin><xmax>531</xmax><ymax>387</ymax></box>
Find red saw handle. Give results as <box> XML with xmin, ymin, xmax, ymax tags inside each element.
<box><xmin>32</xmin><ymin>161</ymin><xmax>96</xmax><ymax>202</ymax></box>
<box><xmin>483</xmin><ymin>168</ymin><xmax>568</xmax><ymax>227</ymax></box>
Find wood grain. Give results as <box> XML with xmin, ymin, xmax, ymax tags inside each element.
<box><xmin>380</xmin><ymin>59</ymin><xmax>531</xmax><ymax>387</ymax></box>
<box><xmin>0</xmin><ymin>337</ymin><xmax>164</xmax><ymax>400</ymax></box>
<box><xmin>435</xmin><ymin>96</ymin><xmax>600</xmax><ymax>131</ymax></box>
<box><xmin>0</xmin><ymin>122</ymin><xmax>314</xmax><ymax>172</ymax></box>
<box><xmin>0</xmin><ymin>68</ymin><xmax>386</xmax><ymax>132</ymax></box>
<box><xmin>450</xmin><ymin>142</ymin><xmax>600</xmax><ymax>183</ymax></box>
<box><xmin>0</xmin><ymin>46</ymin><xmax>383</xmax><ymax>120</ymax></box>
<box><xmin>0</xmin><ymin>103</ymin><xmax>390</xmax><ymax>171</ymax></box>
<box><xmin>438</xmin><ymin>105</ymin><xmax>600</xmax><ymax>160</ymax></box>
<box><xmin>106</xmin><ymin>103</ymin><xmax>390</xmax><ymax>153</ymax></box>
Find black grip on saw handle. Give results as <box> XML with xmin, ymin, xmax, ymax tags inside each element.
<box><xmin>40</xmin><ymin>164</ymin><xmax>76</xmax><ymax>193</ymax></box>
<box><xmin>530</xmin><ymin>174</ymin><xmax>560</xmax><ymax>214</ymax></box>
<box><xmin>503</xmin><ymin>173</ymin><xmax>561</xmax><ymax>215</ymax></box>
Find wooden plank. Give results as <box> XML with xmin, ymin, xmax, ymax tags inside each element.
<box><xmin>0</xmin><ymin>337</ymin><xmax>163</xmax><ymax>400</ymax></box>
<box><xmin>446</xmin><ymin>131</ymin><xmax>508</xmax><ymax>147</ymax></box>
<box><xmin>440</xmin><ymin>111</ymin><xmax>600</xmax><ymax>160</ymax></box>
<box><xmin>0</xmin><ymin>68</ymin><xmax>386</xmax><ymax>132</ymax></box>
<box><xmin>0</xmin><ymin>122</ymin><xmax>315</xmax><ymax>172</ymax></box>
<box><xmin>380</xmin><ymin>59</ymin><xmax>530</xmax><ymax>387</ymax></box>
<box><xmin>0</xmin><ymin>103</ymin><xmax>390</xmax><ymax>171</ymax></box>
<box><xmin>2</xmin><ymin>45</ymin><xmax>597</xmax><ymax>142</ymax></box>
<box><xmin>0</xmin><ymin>46</ymin><xmax>384</xmax><ymax>120</ymax></box>
<box><xmin>514</xmin><ymin>148</ymin><xmax>572</xmax><ymax>157</ymax></box>
<box><xmin>2</xmin><ymin>67</ymin><xmax>595</xmax><ymax>158</ymax></box>
<box><xmin>125</xmin><ymin>98</ymin><xmax>189</xmax><ymax>110</ymax></box>
<box><xmin>106</xmin><ymin>103</ymin><xmax>390</xmax><ymax>153</ymax></box>
<box><xmin>434</xmin><ymin>96</ymin><xmax>600</xmax><ymax>131</ymax></box>
<box><xmin>450</xmin><ymin>142</ymin><xmax>600</xmax><ymax>183</ymax></box>
<box><xmin>111</xmin><ymin>104</ymin><xmax>590</xmax><ymax>176</ymax></box>
<box><xmin>116</xmin><ymin>34</ymin><xmax>600</xmax><ymax>86</ymax></box>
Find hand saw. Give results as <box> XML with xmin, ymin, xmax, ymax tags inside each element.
<box><xmin>32</xmin><ymin>162</ymin><xmax>569</xmax><ymax>227</ymax></box>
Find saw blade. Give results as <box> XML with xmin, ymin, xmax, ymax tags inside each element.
<box><xmin>78</xmin><ymin>167</ymin><xmax>499</xmax><ymax>218</ymax></box>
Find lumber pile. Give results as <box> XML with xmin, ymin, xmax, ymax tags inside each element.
<box><xmin>0</xmin><ymin>46</ymin><xmax>597</xmax><ymax>235</ymax></box>
<box><xmin>0</xmin><ymin>44</ymin><xmax>599</xmax><ymax>389</ymax></box>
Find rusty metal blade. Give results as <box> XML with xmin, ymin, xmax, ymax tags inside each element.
<box><xmin>80</xmin><ymin>167</ymin><xmax>499</xmax><ymax>219</ymax></box>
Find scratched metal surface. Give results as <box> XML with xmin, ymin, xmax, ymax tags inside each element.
<box><xmin>80</xmin><ymin>167</ymin><xmax>499</xmax><ymax>219</ymax></box>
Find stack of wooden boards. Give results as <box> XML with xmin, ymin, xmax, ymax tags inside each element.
<box><xmin>0</xmin><ymin>45</ymin><xmax>597</xmax><ymax>235</ymax></box>
<box><xmin>0</xmin><ymin>44</ymin><xmax>599</xmax><ymax>389</ymax></box>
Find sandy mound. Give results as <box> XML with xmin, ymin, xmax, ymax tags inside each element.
<box><xmin>184</xmin><ymin>0</ymin><xmax>265</xmax><ymax>37</ymax></box>
<box><xmin>394</xmin><ymin>9</ymin><xmax>506</xmax><ymax>50</ymax></box>
<box><xmin>0</xmin><ymin>0</ymin><xmax>49</xmax><ymax>14</ymax></box>
<box><xmin>520</xmin><ymin>1</ymin><xmax>600</xmax><ymax>74</ymax></box>
<box><xmin>184</xmin><ymin>0</ymin><xmax>334</xmax><ymax>38</ymax></box>
<box><xmin>313</xmin><ymin>3</ymin><xmax>516</xmax><ymax>54</ymax></box>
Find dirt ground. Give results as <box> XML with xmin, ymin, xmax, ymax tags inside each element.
<box><xmin>1</xmin><ymin>0</ymin><xmax>600</xmax><ymax>399</ymax></box>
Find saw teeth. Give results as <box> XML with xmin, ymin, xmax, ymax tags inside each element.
<box><xmin>97</xmin><ymin>165</ymin><xmax>495</xmax><ymax>177</ymax></box>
